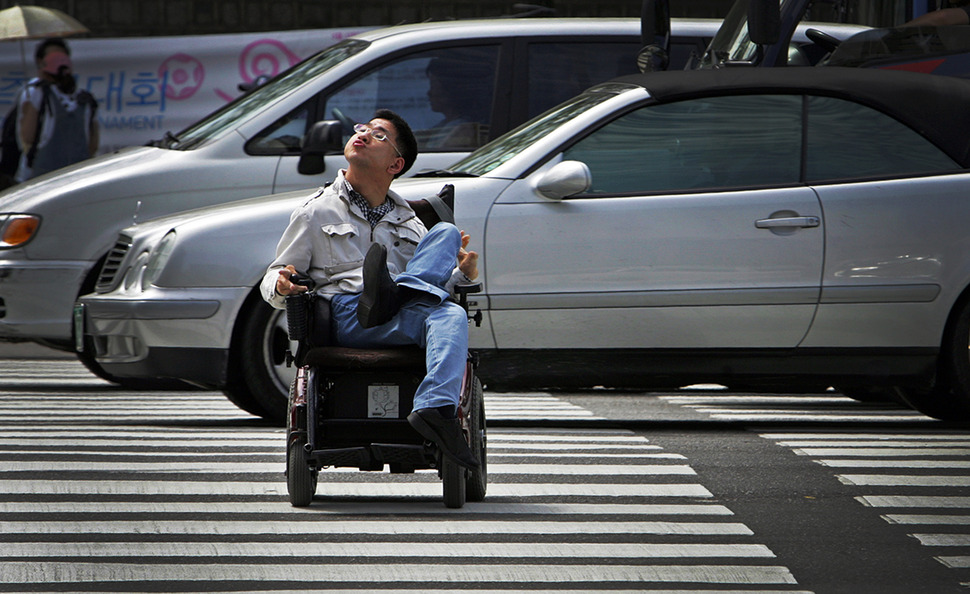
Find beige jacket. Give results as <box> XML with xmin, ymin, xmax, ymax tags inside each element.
<box><xmin>261</xmin><ymin>170</ymin><xmax>427</xmax><ymax>309</ymax></box>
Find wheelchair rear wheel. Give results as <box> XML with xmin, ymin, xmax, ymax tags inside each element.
<box><xmin>466</xmin><ymin>376</ymin><xmax>487</xmax><ymax>502</ymax></box>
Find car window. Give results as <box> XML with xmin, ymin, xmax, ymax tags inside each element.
<box><xmin>527</xmin><ymin>42</ymin><xmax>641</xmax><ymax>119</ymax></box>
<box><xmin>451</xmin><ymin>84</ymin><xmax>630</xmax><ymax>176</ymax></box>
<box><xmin>564</xmin><ymin>94</ymin><xmax>803</xmax><ymax>195</ymax></box>
<box><xmin>805</xmin><ymin>96</ymin><xmax>960</xmax><ymax>182</ymax></box>
<box><xmin>247</xmin><ymin>104</ymin><xmax>309</xmax><ymax>154</ymax></box>
<box><xmin>324</xmin><ymin>45</ymin><xmax>500</xmax><ymax>153</ymax></box>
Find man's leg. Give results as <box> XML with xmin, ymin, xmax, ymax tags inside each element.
<box><xmin>394</xmin><ymin>223</ymin><xmax>462</xmax><ymax>302</ymax></box>
<box><xmin>335</xmin><ymin>294</ymin><xmax>468</xmax><ymax>408</ymax></box>
<box><xmin>332</xmin><ymin>294</ymin><xmax>479</xmax><ymax>468</ymax></box>
<box><xmin>356</xmin><ymin>223</ymin><xmax>461</xmax><ymax>328</ymax></box>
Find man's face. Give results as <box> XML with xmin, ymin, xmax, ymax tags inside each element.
<box><xmin>344</xmin><ymin>118</ymin><xmax>402</xmax><ymax>172</ymax></box>
<box><xmin>40</xmin><ymin>50</ymin><xmax>76</xmax><ymax>93</ymax></box>
<box><xmin>40</xmin><ymin>50</ymin><xmax>71</xmax><ymax>76</ymax></box>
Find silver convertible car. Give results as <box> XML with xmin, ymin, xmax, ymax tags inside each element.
<box><xmin>77</xmin><ymin>66</ymin><xmax>970</xmax><ymax>423</ymax></box>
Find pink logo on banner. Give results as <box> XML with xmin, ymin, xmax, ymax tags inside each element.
<box><xmin>159</xmin><ymin>53</ymin><xmax>205</xmax><ymax>101</ymax></box>
<box><xmin>239</xmin><ymin>39</ymin><xmax>300</xmax><ymax>85</ymax></box>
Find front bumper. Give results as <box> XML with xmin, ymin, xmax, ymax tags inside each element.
<box><xmin>75</xmin><ymin>286</ymin><xmax>249</xmax><ymax>387</ymax></box>
<box><xmin>0</xmin><ymin>259</ymin><xmax>91</xmax><ymax>342</ymax></box>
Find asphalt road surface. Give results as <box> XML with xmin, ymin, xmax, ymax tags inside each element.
<box><xmin>1</xmin><ymin>354</ymin><xmax>969</xmax><ymax>593</ymax></box>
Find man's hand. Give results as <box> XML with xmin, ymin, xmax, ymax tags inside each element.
<box><xmin>458</xmin><ymin>230</ymin><xmax>479</xmax><ymax>281</ymax></box>
<box><xmin>275</xmin><ymin>265</ymin><xmax>309</xmax><ymax>296</ymax></box>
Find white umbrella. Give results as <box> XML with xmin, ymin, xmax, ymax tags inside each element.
<box><xmin>0</xmin><ymin>5</ymin><xmax>89</xmax><ymax>73</ymax></box>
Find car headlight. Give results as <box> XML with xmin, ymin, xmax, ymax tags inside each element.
<box><xmin>0</xmin><ymin>214</ymin><xmax>41</xmax><ymax>248</ymax></box>
<box><xmin>123</xmin><ymin>250</ymin><xmax>151</xmax><ymax>291</ymax></box>
<box><xmin>142</xmin><ymin>230</ymin><xmax>177</xmax><ymax>290</ymax></box>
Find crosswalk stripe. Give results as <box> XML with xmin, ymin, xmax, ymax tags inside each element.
<box><xmin>0</xmin><ymin>462</ymin><xmax>696</xmax><ymax>474</ymax></box>
<box><xmin>0</xmin><ymin>480</ymin><xmax>714</xmax><ymax>497</ymax></box>
<box><xmin>0</xmin><ymin>563</ymin><xmax>798</xmax><ymax>585</ymax></box>
<box><xmin>663</xmin><ymin>395</ymin><xmax>857</xmax><ymax>404</ymax></box>
<box><xmin>690</xmin><ymin>413</ymin><xmax>926</xmax><ymax>422</ymax></box>
<box><xmin>0</xmin><ymin>542</ymin><xmax>773</xmax><ymax>559</ymax></box>
<box><xmin>817</xmin><ymin>459</ymin><xmax>970</xmax><ymax>468</ymax></box>
<box><xmin>795</xmin><ymin>448</ymin><xmax>970</xmax><ymax>457</ymax></box>
<box><xmin>883</xmin><ymin>514</ymin><xmax>970</xmax><ymax>525</ymax></box>
<box><xmin>912</xmin><ymin>534</ymin><xmax>970</xmax><ymax>546</ymax></box>
<box><xmin>781</xmin><ymin>440</ymin><xmax>970</xmax><ymax>447</ymax></box>
<box><xmin>764</xmin><ymin>434</ymin><xmax>970</xmax><ymax>441</ymax></box>
<box><xmin>663</xmin><ymin>393</ymin><xmax>932</xmax><ymax>423</ymax></box>
<box><xmin>934</xmin><ymin>557</ymin><xmax>970</xmax><ymax>569</ymax></box>
<box><xmin>1</xmin><ymin>520</ymin><xmax>755</xmax><ymax>536</ymax></box>
<box><xmin>837</xmin><ymin>475</ymin><xmax>970</xmax><ymax>487</ymax></box>
<box><xmin>858</xmin><ymin>496</ymin><xmax>970</xmax><ymax>508</ymax></box>
<box><xmin>0</xmin><ymin>501</ymin><xmax>735</xmax><ymax>515</ymax></box>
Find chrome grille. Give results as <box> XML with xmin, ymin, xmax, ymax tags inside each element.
<box><xmin>95</xmin><ymin>233</ymin><xmax>133</xmax><ymax>293</ymax></box>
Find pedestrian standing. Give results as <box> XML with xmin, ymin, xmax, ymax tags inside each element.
<box><xmin>15</xmin><ymin>37</ymin><xmax>99</xmax><ymax>182</ymax></box>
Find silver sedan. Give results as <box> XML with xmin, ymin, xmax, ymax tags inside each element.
<box><xmin>78</xmin><ymin>66</ymin><xmax>970</xmax><ymax>422</ymax></box>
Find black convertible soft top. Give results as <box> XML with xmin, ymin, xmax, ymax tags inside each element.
<box><xmin>612</xmin><ymin>66</ymin><xmax>970</xmax><ymax>168</ymax></box>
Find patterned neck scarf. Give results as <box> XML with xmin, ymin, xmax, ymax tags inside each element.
<box><xmin>345</xmin><ymin>180</ymin><xmax>395</xmax><ymax>229</ymax></box>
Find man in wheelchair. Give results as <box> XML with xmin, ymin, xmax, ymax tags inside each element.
<box><xmin>260</xmin><ymin>108</ymin><xmax>480</xmax><ymax>470</ymax></box>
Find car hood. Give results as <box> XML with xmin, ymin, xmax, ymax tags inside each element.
<box><xmin>134</xmin><ymin>176</ymin><xmax>499</xmax><ymax>289</ymax></box>
<box><xmin>0</xmin><ymin>146</ymin><xmax>165</xmax><ymax>213</ymax></box>
<box><xmin>139</xmin><ymin>175</ymin><xmax>495</xmax><ymax>242</ymax></box>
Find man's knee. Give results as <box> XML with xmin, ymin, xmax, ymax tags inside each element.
<box><xmin>422</xmin><ymin>222</ymin><xmax>460</xmax><ymax>246</ymax></box>
<box><xmin>438</xmin><ymin>300</ymin><xmax>469</xmax><ymax>331</ymax></box>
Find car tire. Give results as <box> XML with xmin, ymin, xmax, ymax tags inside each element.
<box><xmin>223</xmin><ymin>299</ymin><xmax>294</xmax><ymax>424</ymax></box>
<box><xmin>894</xmin><ymin>297</ymin><xmax>970</xmax><ymax>422</ymax></box>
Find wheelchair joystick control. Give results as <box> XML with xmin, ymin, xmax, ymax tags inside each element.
<box><xmin>285</xmin><ymin>272</ymin><xmax>315</xmax><ymax>345</ymax></box>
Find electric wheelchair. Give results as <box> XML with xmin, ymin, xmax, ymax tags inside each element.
<box><xmin>282</xmin><ymin>188</ymin><xmax>487</xmax><ymax>509</ymax></box>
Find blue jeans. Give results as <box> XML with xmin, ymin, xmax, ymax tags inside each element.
<box><xmin>329</xmin><ymin>223</ymin><xmax>468</xmax><ymax>411</ymax></box>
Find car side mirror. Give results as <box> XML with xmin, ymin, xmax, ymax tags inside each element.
<box><xmin>748</xmin><ymin>0</ymin><xmax>780</xmax><ymax>46</ymax></box>
<box><xmin>298</xmin><ymin>120</ymin><xmax>343</xmax><ymax>175</ymax></box>
<box><xmin>535</xmin><ymin>160</ymin><xmax>591</xmax><ymax>200</ymax></box>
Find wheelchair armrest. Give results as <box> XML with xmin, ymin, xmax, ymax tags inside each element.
<box><xmin>455</xmin><ymin>282</ymin><xmax>482</xmax><ymax>297</ymax></box>
<box><xmin>455</xmin><ymin>282</ymin><xmax>482</xmax><ymax>308</ymax></box>
<box><xmin>285</xmin><ymin>292</ymin><xmax>333</xmax><ymax>366</ymax></box>
<box><xmin>455</xmin><ymin>282</ymin><xmax>483</xmax><ymax>327</ymax></box>
<box><xmin>285</xmin><ymin>293</ymin><xmax>311</xmax><ymax>343</ymax></box>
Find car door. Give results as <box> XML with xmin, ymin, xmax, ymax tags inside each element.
<box><xmin>799</xmin><ymin>94</ymin><xmax>968</xmax><ymax>349</ymax></box>
<box><xmin>484</xmin><ymin>93</ymin><xmax>824</xmax><ymax>349</ymax></box>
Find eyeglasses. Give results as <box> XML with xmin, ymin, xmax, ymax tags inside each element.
<box><xmin>353</xmin><ymin>123</ymin><xmax>402</xmax><ymax>157</ymax></box>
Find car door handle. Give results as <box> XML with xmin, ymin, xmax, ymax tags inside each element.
<box><xmin>755</xmin><ymin>216</ymin><xmax>820</xmax><ymax>229</ymax></box>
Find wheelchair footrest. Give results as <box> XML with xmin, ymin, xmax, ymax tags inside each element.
<box><xmin>310</xmin><ymin>443</ymin><xmax>432</xmax><ymax>471</ymax></box>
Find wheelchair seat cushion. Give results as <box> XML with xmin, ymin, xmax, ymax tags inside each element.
<box><xmin>302</xmin><ymin>345</ymin><xmax>425</xmax><ymax>370</ymax></box>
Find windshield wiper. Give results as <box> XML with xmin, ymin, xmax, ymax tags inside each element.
<box><xmin>411</xmin><ymin>168</ymin><xmax>479</xmax><ymax>178</ymax></box>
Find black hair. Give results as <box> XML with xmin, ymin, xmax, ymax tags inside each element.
<box><xmin>373</xmin><ymin>108</ymin><xmax>417</xmax><ymax>177</ymax></box>
<box><xmin>35</xmin><ymin>38</ymin><xmax>70</xmax><ymax>62</ymax></box>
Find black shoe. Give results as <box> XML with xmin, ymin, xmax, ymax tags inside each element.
<box><xmin>408</xmin><ymin>408</ymin><xmax>480</xmax><ymax>470</ymax></box>
<box><xmin>357</xmin><ymin>243</ymin><xmax>404</xmax><ymax>328</ymax></box>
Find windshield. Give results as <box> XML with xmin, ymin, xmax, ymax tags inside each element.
<box><xmin>448</xmin><ymin>84</ymin><xmax>632</xmax><ymax>176</ymax></box>
<box><xmin>698</xmin><ymin>0</ymin><xmax>794</xmax><ymax>68</ymax></box>
<box><xmin>166</xmin><ymin>39</ymin><xmax>369</xmax><ymax>150</ymax></box>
